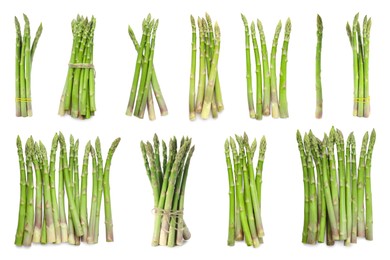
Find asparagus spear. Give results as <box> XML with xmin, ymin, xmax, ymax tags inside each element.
<box><xmin>350</xmin><ymin>133</ymin><xmax>358</xmax><ymax>243</ymax></box>
<box><xmin>257</xmin><ymin>20</ymin><xmax>271</xmax><ymax>116</ymax></box>
<box><xmin>23</xmin><ymin>138</ymin><xmax>34</xmax><ymax>246</ymax></box>
<box><xmin>357</xmin><ymin>132</ymin><xmax>368</xmax><ymax>237</ymax></box>
<box><xmin>74</xmin><ymin>140</ymin><xmax>81</xmax><ymax>245</ymax></box>
<box><xmin>328</xmin><ymin>128</ymin><xmax>340</xmax><ymax>233</ymax></box>
<box><xmin>94</xmin><ymin>138</ymin><xmax>104</xmax><ymax>243</ymax></box>
<box><xmin>356</xmin><ymin>22</ymin><xmax>364</xmax><ymax>117</ymax></box>
<box><xmin>279</xmin><ymin>18</ymin><xmax>291</xmax><ymax>118</ymax></box>
<box><xmin>345</xmin><ymin>134</ymin><xmax>352</xmax><ymax>245</ymax></box>
<box><xmin>189</xmin><ymin>16</ymin><xmax>197</xmax><ymax>120</ymax></box>
<box><xmin>32</xmin><ymin>140</ymin><xmax>43</xmax><ymax>243</ymax></box>
<box><xmin>363</xmin><ymin>18</ymin><xmax>372</xmax><ymax>117</ymax></box>
<box><xmin>297</xmin><ymin>131</ymin><xmax>309</xmax><ymax>243</ymax></box>
<box><xmin>15</xmin><ymin>18</ymin><xmax>22</xmax><ymax>117</ymax></box>
<box><xmin>270</xmin><ymin>21</ymin><xmax>282</xmax><ymax>118</ymax></box>
<box><xmin>87</xmin><ymin>146</ymin><xmax>98</xmax><ymax>244</ymax></box>
<box><xmin>58</xmin><ymin>147</ymin><xmax>68</xmax><ymax>243</ymax></box>
<box><xmin>351</xmin><ymin>14</ymin><xmax>359</xmax><ymax>116</ymax></box>
<box><xmin>195</xmin><ymin>18</ymin><xmax>206</xmax><ymax>114</ymax></box>
<box><xmin>250</xmin><ymin>22</ymin><xmax>263</xmax><ymax>120</ymax></box>
<box><xmin>80</xmin><ymin>142</ymin><xmax>91</xmax><ymax>241</ymax></box>
<box><xmin>225</xmin><ymin>140</ymin><xmax>235</xmax><ymax>246</ymax></box>
<box><xmin>365</xmin><ymin>129</ymin><xmax>375</xmax><ymax>240</ymax></box>
<box><xmin>336</xmin><ymin>130</ymin><xmax>347</xmax><ymax>241</ymax></box>
<box><xmin>315</xmin><ymin>15</ymin><xmax>323</xmax><ymax>119</ymax></box>
<box><xmin>103</xmin><ymin>138</ymin><xmax>121</xmax><ymax>242</ymax></box>
<box><xmin>23</xmin><ymin>14</ymin><xmax>33</xmax><ymax>117</ymax></box>
<box><xmin>241</xmin><ymin>14</ymin><xmax>255</xmax><ymax>119</ymax></box>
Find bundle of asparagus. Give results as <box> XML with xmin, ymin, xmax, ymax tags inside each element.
<box><xmin>224</xmin><ymin>133</ymin><xmax>266</xmax><ymax>248</ymax></box>
<box><xmin>346</xmin><ymin>13</ymin><xmax>372</xmax><ymax>118</ymax></box>
<box><xmin>126</xmin><ymin>14</ymin><xmax>168</xmax><ymax>120</ymax></box>
<box><xmin>15</xmin><ymin>14</ymin><xmax>43</xmax><ymax>117</ymax></box>
<box><xmin>14</xmin><ymin>133</ymin><xmax>120</xmax><ymax>246</ymax></box>
<box><xmin>58</xmin><ymin>16</ymin><xmax>97</xmax><ymax>119</ymax></box>
<box><xmin>241</xmin><ymin>15</ymin><xmax>291</xmax><ymax>119</ymax></box>
<box><xmin>189</xmin><ymin>13</ymin><xmax>223</xmax><ymax>120</ymax></box>
<box><xmin>141</xmin><ymin>135</ymin><xmax>195</xmax><ymax>247</ymax></box>
<box><xmin>315</xmin><ymin>15</ymin><xmax>323</xmax><ymax>119</ymax></box>
<box><xmin>296</xmin><ymin>127</ymin><xmax>376</xmax><ymax>246</ymax></box>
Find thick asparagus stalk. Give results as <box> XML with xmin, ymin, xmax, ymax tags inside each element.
<box><xmin>195</xmin><ymin>18</ymin><xmax>206</xmax><ymax>114</ymax></box>
<box><xmin>336</xmin><ymin>130</ymin><xmax>347</xmax><ymax>241</ymax></box>
<box><xmin>279</xmin><ymin>18</ymin><xmax>291</xmax><ymax>118</ymax></box>
<box><xmin>305</xmin><ymin>134</ymin><xmax>317</xmax><ymax>244</ymax></box>
<box><xmin>328</xmin><ymin>128</ymin><xmax>340</xmax><ymax>232</ymax></box>
<box><xmin>15</xmin><ymin>18</ymin><xmax>22</xmax><ymax>117</ymax></box>
<box><xmin>32</xmin><ymin>140</ymin><xmax>43</xmax><ymax>243</ymax></box>
<box><xmin>80</xmin><ymin>142</ymin><xmax>91</xmax><ymax>241</ymax></box>
<box><xmin>23</xmin><ymin>14</ymin><xmax>33</xmax><ymax>117</ymax></box>
<box><xmin>297</xmin><ymin>131</ymin><xmax>309</xmax><ymax>243</ymax></box>
<box><xmin>23</xmin><ymin>138</ymin><xmax>34</xmax><ymax>246</ymax></box>
<box><xmin>225</xmin><ymin>140</ymin><xmax>235</xmax><ymax>246</ymax></box>
<box><xmin>350</xmin><ymin>133</ymin><xmax>358</xmax><ymax>243</ymax></box>
<box><xmin>363</xmin><ymin>18</ymin><xmax>372</xmax><ymax>117</ymax></box>
<box><xmin>250</xmin><ymin>22</ymin><xmax>263</xmax><ymax>120</ymax></box>
<box><xmin>87</xmin><ymin>146</ymin><xmax>98</xmax><ymax>244</ymax></box>
<box><xmin>345</xmin><ymin>134</ymin><xmax>353</xmax><ymax>245</ymax></box>
<box><xmin>58</xmin><ymin>147</ymin><xmax>68</xmax><ymax>243</ymax></box>
<box><xmin>94</xmin><ymin>138</ymin><xmax>104</xmax><ymax>243</ymax></box>
<box><xmin>315</xmin><ymin>15</ymin><xmax>323</xmax><ymax>119</ymax></box>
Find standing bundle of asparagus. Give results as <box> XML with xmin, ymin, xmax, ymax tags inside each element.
<box><xmin>15</xmin><ymin>14</ymin><xmax>43</xmax><ymax>117</ymax></box>
<box><xmin>296</xmin><ymin>127</ymin><xmax>376</xmax><ymax>246</ymax></box>
<box><xmin>141</xmin><ymin>135</ymin><xmax>195</xmax><ymax>247</ymax></box>
<box><xmin>224</xmin><ymin>133</ymin><xmax>266</xmax><ymax>248</ymax></box>
<box><xmin>346</xmin><ymin>13</ymin><xmax>372</xmax><ymax>118</ymax></box>
<box><xmin>189</xmin><ymin>13</ymin><xmax>223</xmax><ymax>120</ymax></box>
<box><xmin>126</xmin><ymin>14</ymin><xmax>168</xmax><ymax>120</ymax></box>
<box><xmin>58</xmin><ymin>16</ymin><xmax>97</xmax><ymax>119</ymax></box>
<box><xmin>241</xmin><ymin>15</ymin><xmax>291</xmax><ymax>119</ymax></box>
<box><xmin>14</xmin><ymin>133</ymin><xmax>120</xmax><ymax>246</ymax></box>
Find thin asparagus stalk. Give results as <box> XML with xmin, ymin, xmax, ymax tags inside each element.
<box><xmin>225</xmin><ymin>140</ymin><xmax>235</xmax><ymax>246</ymax></box>
<box><xmin>350</xmin><ymin>133</ymin><xmax>358</xmax><ymax>243</ymax></box>
<box><xmin>270</xmin><ymin>21</ymin><xmax>282</xmax><ymax>118</ymax></box>
<box><xmin>201</xmin><ymin>23</ymin><xmax>221</xmax><ymax>119</ymax></box>
<box><xmin>189</xmin><ymin>16</ymin><xmax>197</xmax><ymax>120</ymax></box>
<box><xmin>15</xmin><ymin>17</ymin><xmax>22</xmax><ymax>117</ymax></box>
<box><xmin>67</xmin><ymin>136</ymin><xmax>76</xmax><ymax>244</ymax></box>
<box><xmin>304</xmin><ymin>134</ymin><xmax>317</xmax><ymax>244</ymax></box>
<box><xmin>32</xmin><ymin>140</ymin><xmax>43</xmax><ymax>243</ymax></box>
<box><xmin>58</xmin><ymin>148</ymin><xmax>68</xmax><ymax>243</ymax></box>
<box><xmin>230</xmin><ymin>138</ymin><xmax>252</xmax><ymax>246</ymax></box>
<box><xmin>315</xmin><ymin>15</ymin><xmax>323</xmax><ymax>119</ymax></box>
<box><xmin>357</xmin><ymin>132</ymin><xmax>368</xmax><ymax>237</ymax></box>
<box><xmin>365</xmin><ymin>129</ymin><xmax>375</xmax><ymax>240</ymax></box>
<box><xmin>195</xmin><ymin>17</ymin><xmax>206</xmax><ymax>114</ymax></box>
<box><xmin>345</xmin><ymin>134</ymin><xmax>352</xmax><ymax>245</ymax></box>
<box><xmin>23</xmin><ymin>14</ymin><xmax>33</xmax><ymax>117</ymax></box>
<box><xmin>87</xmin><ymin>146</ymin><xmax>98</xmax><ymax>244</ymax></box>
<box><xmin>19</xmin><ymin>16</ymin><xmax>27</xmax><ymax>117</ymax></box>
<box><xmin>363</xmin><ymin>18</ymin><xmax>371</xmax><ymax>117</ymax></box>
<box><xmin>103</xmin><ymin>138</ymin><xmax>121</xmax><ymax>242</ymax></box>
<box><xmin>74</xmin><ymin>140</ymin><xmax>81</xmax><ymax>245</ymax></box>
<box><xmin>250</xmin><ymin>22</ymin><xmax>263</xmax><ymax>120</ymax></box>
<box><xmin>80</xmin><ymin>142</ymin><xmax>91</xmax><ymax>241</ymax></box>
<box><xmin>94</xmin><ymin>138</ymin><xmax>104</xmax><ymax>243</ymax></box>
<box><xmin>23</xmin><ymin>138</ymin><xmax>34</xmax><ymax>246</ymax></box>
<box><xmin>357</xmin><ymin>22</ymin><xmax>364</xmax><ymax>117</ymax></box>
<box><xmin>230</xmin><ymin>138</ymin><xmax>243</xmax><ymax>241</ymax></box>
<box><xmin>279</xmin><ymin>18</ymin><xmax>291</xmax><ymax>118</ymax></box>
<box><xmin>297</xmin><ymin>131</ymin><xmax>309</xmax><ymax>243</ymax></box>
<box><xmin>126</xmin><ymin>15</ymin><xmax>150</xmax><ymax>116</ymax></box>
<box><xmin>351</xmin><ymin>14</ymin><xmax>359</xmax><ymax>116</ymax></box>
<box><xmin>241</xmin><ymin>15</ymin><xmax>255</xmax><ymax>119</ymax></box>
<box><xmin>257</xmin><ymin>20</ymin><xmax>271</xmax><ymax>116</ymax></box>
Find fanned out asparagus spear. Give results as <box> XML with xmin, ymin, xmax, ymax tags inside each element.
<box><xmin>14</xmin><ymin>14</ymin><xmax>43</xmax><ymax>117</ymax></box>
<box><xmin>297</xmin><ymin>128</ymin><xmax>376</xmax><ymax>246</ymax></box>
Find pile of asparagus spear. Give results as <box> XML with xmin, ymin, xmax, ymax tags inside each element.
<box><xmin>15</xmin><ymin>14</ymin><xmax>43</xmax><ymax>117</ymax></box>
<box><xmin>15</xmin><ymin>133</ymin><xmax>120</xmax><ymax>246</ymax></box>
<box><xmin>296</xmin><ymin>127</ymin><xmax>376</xmax><ymax>246</ymax></box>
<box><xmin>346</xmin><ymin>13</ymin><xmax>372</xmax><ymax>118</ymax></box>
<box><xmin>241</xmin><ymin>15</ymin><xmax>291</xmax><ymax>120</ymax></box>
<box><xmin>224</xmin><ymin>133</ymin><xmax>266</xmax><ymax>248</ymax></box>
<box><xmin>126</xmin><ymin>14</ymin><xmax>168</xmax><ymax>120</ymax></box>
<box><xmin>58</xmin><ymin>16</ymin><xmax>97</xmax><ymax>119</ymax></box>
<box><xmin>189</xmin><ymin>13</ymin><xmax>223</xmax><ymax>120</ymax></box>
<box><xmin>141</xmin><ymin>135</ymin><xmax>195</xmax><ymax>247</ymax></box>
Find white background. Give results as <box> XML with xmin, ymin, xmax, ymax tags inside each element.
<box><xmin>0</xmin><ymin>0</ymin><xmax>388</xmax><ymax>259</ymax></box>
